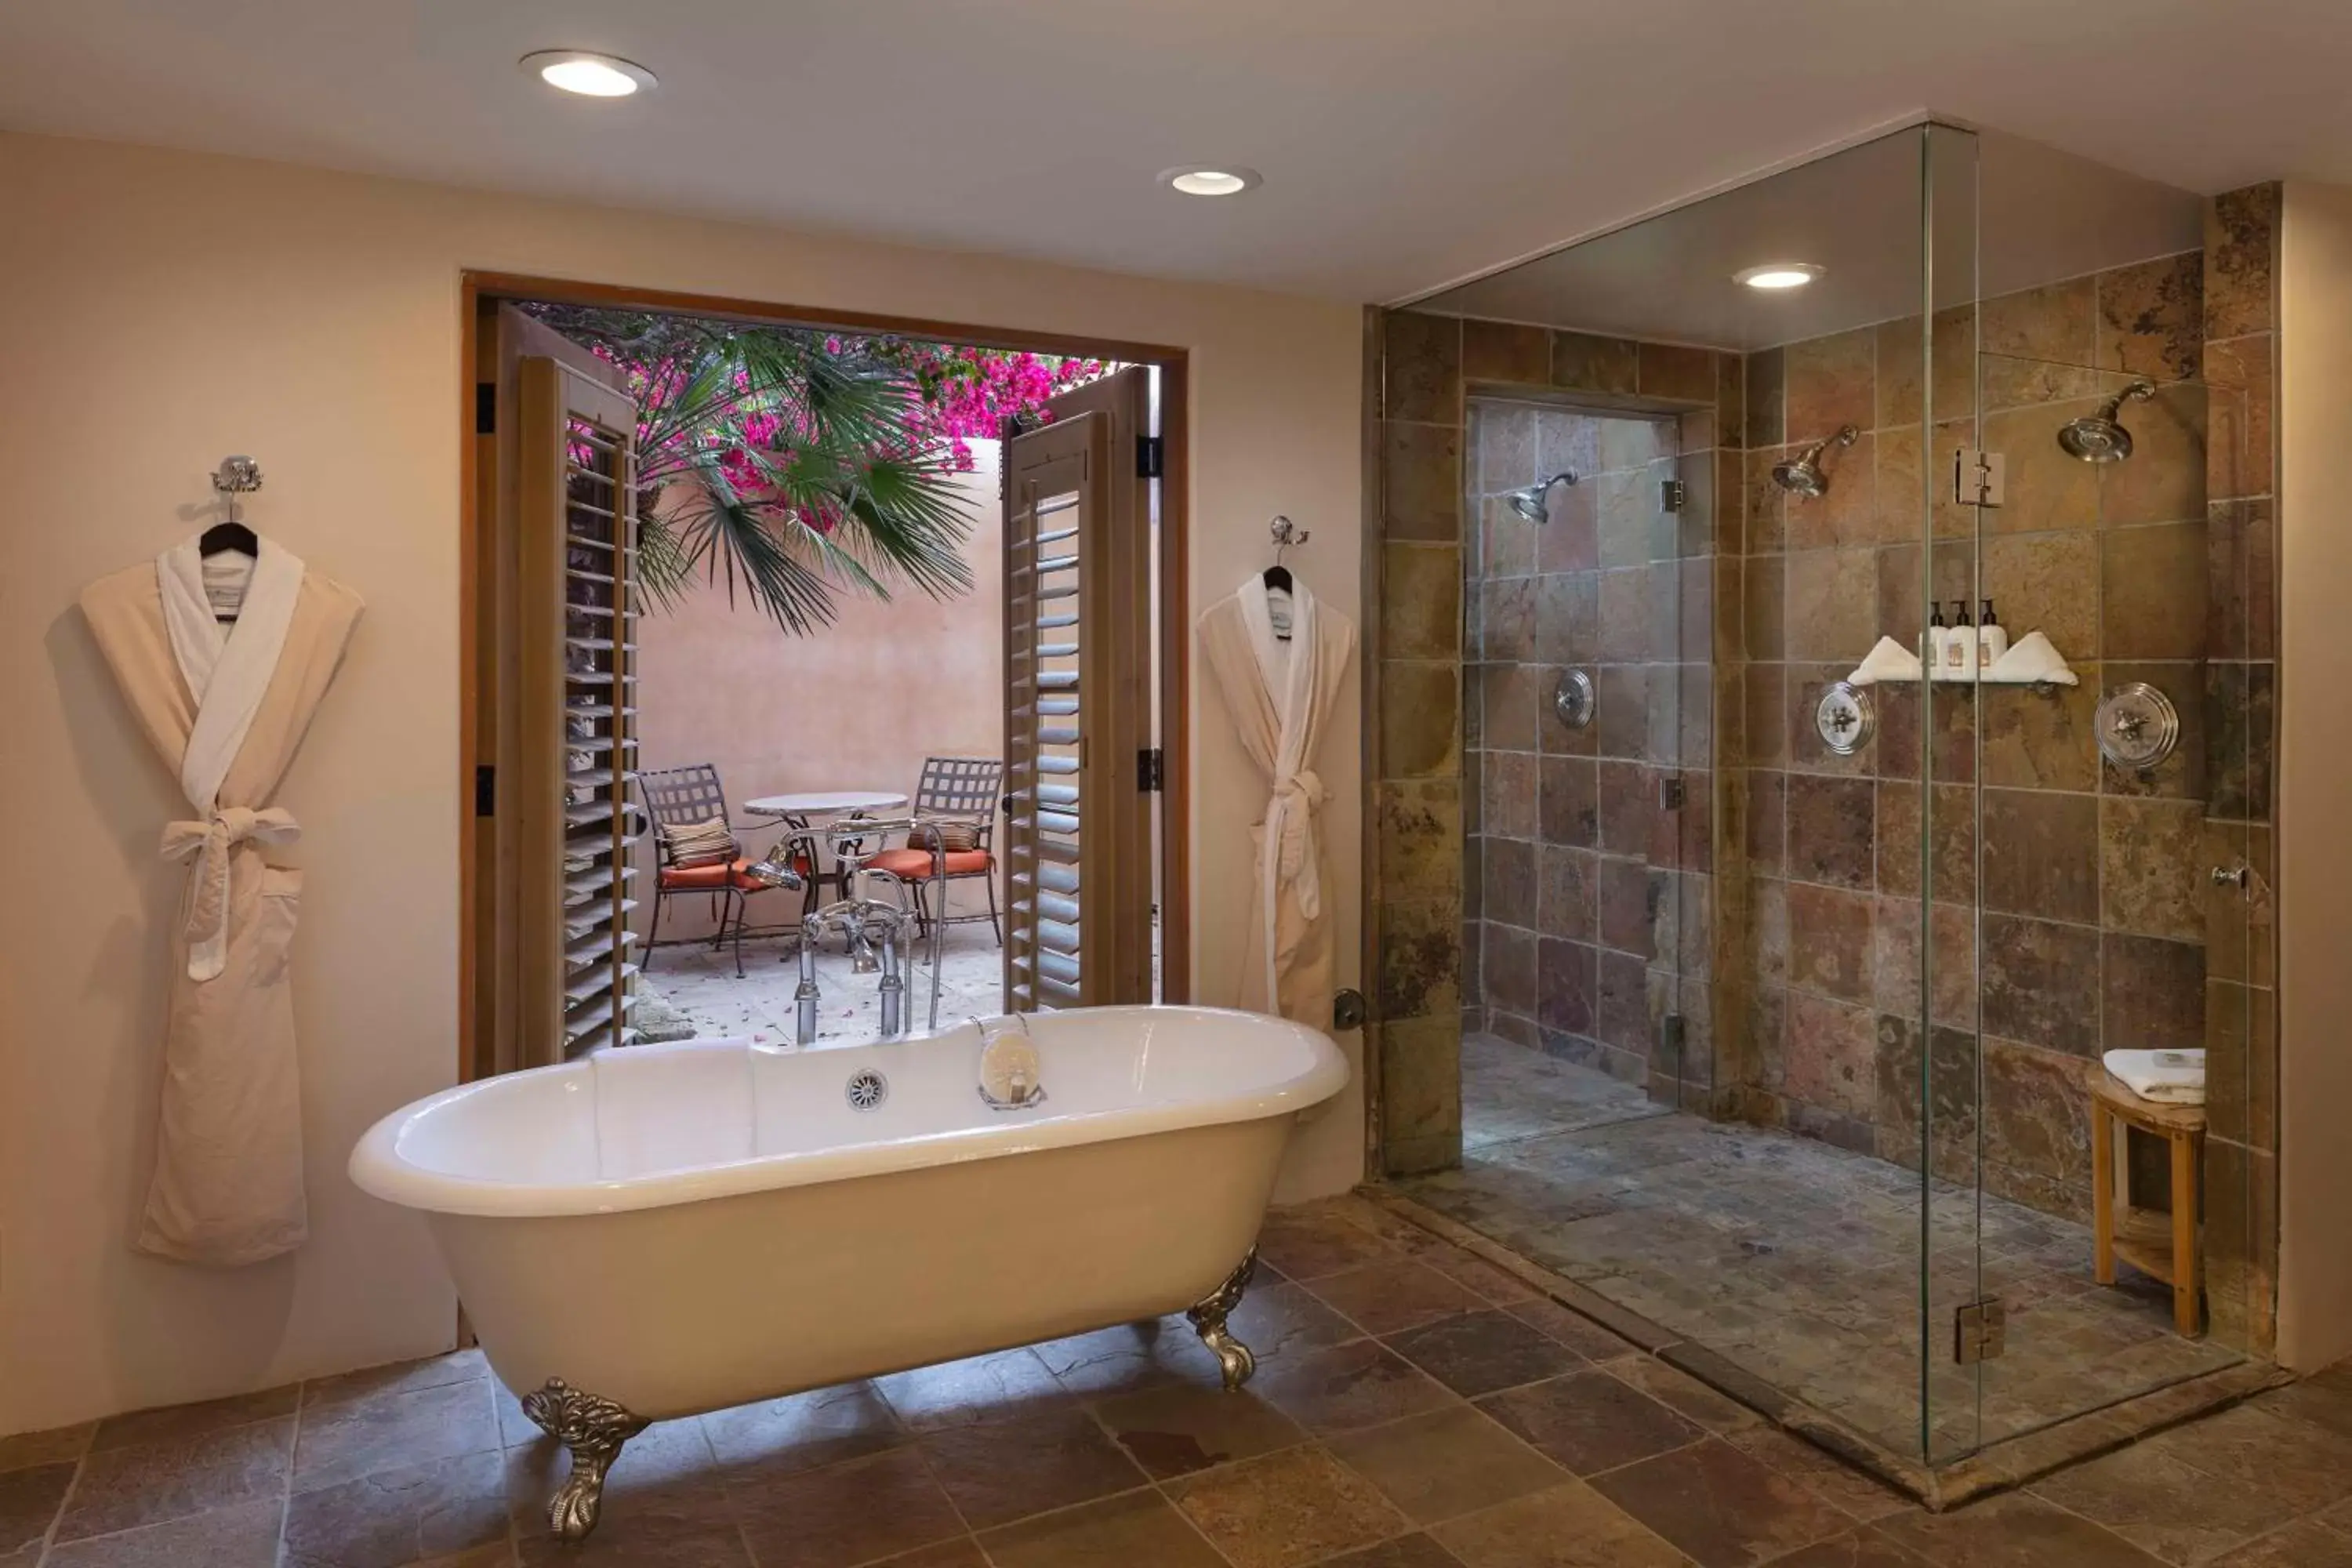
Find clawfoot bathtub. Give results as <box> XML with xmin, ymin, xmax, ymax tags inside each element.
<box><xmin>350</xmin><ymin>1005</ymin><xmax>1347</xmax><ymax>1540</ymax></box>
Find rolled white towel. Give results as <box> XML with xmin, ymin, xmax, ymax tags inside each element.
<box><xmin>2103</xmin><ymin>1047</ymin><xmax>2205</xmax><ymax>1105</ymax></box>
<box><xmin>1986</xmin><ymin>630</ymin><xmax>2078</xmax><ymax>686</ymax></box>
<box><xmin>1847</xmin><ymin>636</ymin><xmax>1924</xmax><ymax>687</ymax></box>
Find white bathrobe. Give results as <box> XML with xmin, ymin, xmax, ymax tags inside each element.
<box><xmin>1197</xmin><ymin>575</ymin><xmax>1356</xmax><ymax>1026</ymax></box>
<box><xmin>81</xmin><ymin>537</ymin><xmax>363</xmax><ymax>1265</ymax></box>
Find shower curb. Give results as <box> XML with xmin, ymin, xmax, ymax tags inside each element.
<box><xmin>1358</xmin><ymin>1183</ymin><xmax>2292</xmax><ymax>1511</ymax></box>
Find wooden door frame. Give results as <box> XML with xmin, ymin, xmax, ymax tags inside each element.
<box><xmin>458</xmin><ymin>271</ymin><xmax>1193</xmax><ymax>1083</ymax></box>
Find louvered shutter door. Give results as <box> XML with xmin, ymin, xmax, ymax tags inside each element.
<box><xmin>1003</xmin><ymin>412</ymin><xmax>1105</xmax><ymax>1009</ymax></box>
<box><xmin>518</xmin><ymin>354</ymin><xmax>644</xmax><ymax>1058</ymax></box>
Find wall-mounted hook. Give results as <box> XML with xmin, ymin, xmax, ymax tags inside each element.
<box><xmin>1269</xmin><ymin>514</ymin><xmax>1309</xmax><ymax>566</ymax></box>
<box><xmin>211</xmin><ymin>455</ymin><xmax>263</xmax><ymax>524</ymax></box>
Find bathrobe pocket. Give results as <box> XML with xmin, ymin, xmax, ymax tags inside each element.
<box><xmin>255</xmin><ymin>865</ymin><xmax>303</xmax><ymax>986</ymax></box>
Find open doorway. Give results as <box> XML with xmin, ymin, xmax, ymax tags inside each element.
<box><xmin>459</xmin><ymin>280</ymin><xmax>1189</xmax><ymax>1080</ymax></box>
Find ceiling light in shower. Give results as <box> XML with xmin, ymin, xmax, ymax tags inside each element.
<box><xmin>1160</xmin><ymin>166</ymin><xmax>1262</xmax><ymax>197</ymax></box>
<box><xmin>521</xmin><ymin>50</ymin><xmax>657</xmax><ymax>97</ymax></box>
<box><xmin>1736</xmin><ymin>262</ymin><xmax>1824</xmax><ymax>291</ymax></box>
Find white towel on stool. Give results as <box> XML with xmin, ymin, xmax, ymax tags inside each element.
<box><xmin>2103</xmin><ymin>1048</ymin><xmax>2206</xmax><ymax>1105</ymax></box>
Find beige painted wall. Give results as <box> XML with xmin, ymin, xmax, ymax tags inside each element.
<box><xmin>631</xmin><ymin>447</ymin><xmax>1007</xmax><ymax>943</ymax></box>
<box><xmin>2275</xmin><ymin>178</ymin><xmax>2352</xmax><ymax>1372</ymax></box>
<box><xmin>0</xmin><ymin>130</ymin><xmax>1365</xmax><ymax>1434</ymax></box>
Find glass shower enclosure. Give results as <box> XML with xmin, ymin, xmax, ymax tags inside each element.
<box><xmin>1389</xmin><ymin>120</ymin><xmax>2272</xmax><ymax>1479</ymax></box>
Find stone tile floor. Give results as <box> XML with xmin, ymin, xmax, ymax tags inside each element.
<box><xmin>1457</xmin><ymin>1034</ymin><xmax>1666</xmax><ymax>1152</ymax></box>
<box><xmin>1414</xmin><ymin>1036</ymin><xmax>2243</xmax><ymax>1459</ymax></box>
<box><xmin>643</xmin><ymin>920</ymin><xmax>1007</xmax><ymax>1047</ymax></box>
<box><xmin>5</xmin><ymin>1195</ymin><xmax>2347</xmax><ymax>1566</ymax></box>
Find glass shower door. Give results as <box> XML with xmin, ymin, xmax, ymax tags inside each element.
<box><xmin>1952</xmin><ymin>136</ymin><xmax>2254</xmax><ymax>1452</ymax></box>
<box><xmin>1913</xmin><ymin>118</ymin><xmax>1989</xmax><ymax>1466</ymax></box>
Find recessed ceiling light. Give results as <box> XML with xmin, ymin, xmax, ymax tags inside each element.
<box><xmin>1736</xmin><ymin>263</ymin><xmax>1824</xmax><ymax>292</ymax></box>
<box><xmin>520</xmin><ymin>50</ymin><xmax>656</xmax><ymax>98</ymax></box>
<box><xmin>1159</xmin><ymin>166</ymin><xmax>1262</xmax><ymax>197</ymax></box>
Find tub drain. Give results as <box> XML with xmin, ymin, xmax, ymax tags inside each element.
<box><xmin>845</xmin><ymin>1069</ymin><xmax>888</xmax><ymax>1111</ymax></box>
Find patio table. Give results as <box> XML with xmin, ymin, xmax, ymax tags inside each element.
<box><xmin>742</xmin><ymin>790</ymin><xmax>913</xmax><ymax>946</ymax></box>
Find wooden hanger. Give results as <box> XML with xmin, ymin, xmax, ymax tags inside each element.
<box><xmin>198</xmin><ymin>521</ymin><xmax>258</xmax><ymax>557</ymax></box>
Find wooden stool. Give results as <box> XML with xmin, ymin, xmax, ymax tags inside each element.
<box><xmin>2091</xmin><ymin>1072</ymin><xmax>2205</xmax><ymax>1338</ymax></box>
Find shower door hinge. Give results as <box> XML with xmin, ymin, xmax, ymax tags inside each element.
<box><xmin>1953</xmin><ymin>448</ymin><xmax>2006</xmax><ymax>508</ymax></box>
<box><xmin>1658</xmin><ymin>477</ymin><xmax>1686</xmax><ymax>514</ymax></box>
<box><xmin>1135</xmin><ymin>435</ymin><xmax>1164</xmax><ymax>480</ymax></box>
<box><xmin>1954</xmin><ymin>1298</ymin><xmax>2007</xmax><ymax>1364</ymax></box>
<box><xmin>1657</xmin><ymin>775</ymin><xmax>1686</xmax><ymax>811</ymax></box>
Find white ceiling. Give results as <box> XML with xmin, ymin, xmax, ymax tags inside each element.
<box><xmin>2</xmin><ymin>0</ymin><xmax>2346</xmax><ymax>303</ymax></box>
<box><xmin>1424</xmin><ymin>129</ymin><xmax>2210</xmax><ymax>348</ymax></box>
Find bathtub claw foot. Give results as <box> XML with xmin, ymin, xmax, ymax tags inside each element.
<box><xmin>1186</xmin><ymin>1246</ymin><xmax>1260</xmax><ymax>1392</ymax></box>
<box><xmin>520</xmin><ymin>1378</ymin><xmax>649</xmax><ymax>1541</ymax></box>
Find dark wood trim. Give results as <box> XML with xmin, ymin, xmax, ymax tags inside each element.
<box><xmin>457</xmin><ymin>270</ymin><xmax>1192</xmax><ymax>1071</ymax></box>
<box><xmin>1357</xmin><ymin>306</ymin><xmax>1385</xmax><ymax>1167</ymax></box>
<box><xmin>460</xmin><ymin>271</ymin><xmax>1188</xmax><ymax>365</ymax></box>
<box><xmin>458</xmin><ymin>277</ymin><xmax>485</xmax><ymax>1086</ymax></box>
<box><xmin>1157</xmin><ymin>354</ymin><xmax>1192</xmax><ymax>1004</ymax></box>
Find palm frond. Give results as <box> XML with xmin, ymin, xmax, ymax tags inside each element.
<box><xmin>523</xmin><ymin>304</ymin><xmax>987</xmax><ymax>634</ymax></box>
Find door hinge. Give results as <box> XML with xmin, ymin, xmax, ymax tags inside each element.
<box><xmin>1138</xmin><ymin>746</ymin><xmax>1165</xmax><ymax>793</ymax></box>
<box><xmin>474</xmin><ymin>764</ymin><xmax>496</xmax><ymax>817</ymax></box>
<box><xmin>1135</xmin><ymin>434</ymin><xmax>1165</xmax><ymax>480</ymax></box>
<box><xmin>1657</xmin><ymin>775</ymin><xmax>1686</xmax><ymax>811</ymax></box>
<box><xmin>1954</xmin><ymin>1298</ymin><xmax>2007</xmax><ymax>1364</ymax></box>
<box><xmin>1659</xmin><ymin>477</ymin><xmax>1686</xmax><ymax>514</ymax></box>
<box><xmin>1953</xmin><ymin>447</ymin><xmax>2006</xmax><ymax>508</ymax></box>
<box><xmin>474</xmin><ymin>383</ymin><xmax>496</xmax><ymax>436</ymax></box>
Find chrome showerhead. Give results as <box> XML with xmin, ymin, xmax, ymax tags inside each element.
<box><xmin>2058</xmin><ymin>379</ymin><xmax>2156</xmax><ymax>463</ymax></box>
<box><xmin>1772</xmin><ymin>425</ymin><xmax>1859</xmax><ymax>497</ymax></box>
<box><xmin>1504</xmin><ymin>470</ymin><xmax>1579</xmax><ymax>523</ymax></box>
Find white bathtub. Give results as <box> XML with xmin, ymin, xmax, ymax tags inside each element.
<box><xmin>350</xmin><ymin>1005</ymin><xmax>1346</xmax><ymax>1537</ymax></box>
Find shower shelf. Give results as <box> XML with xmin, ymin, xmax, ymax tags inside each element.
<box><xmin>1840</xmin><ymin>632</ymin><xmax>2078</xmax><ymax>691</ymax></box>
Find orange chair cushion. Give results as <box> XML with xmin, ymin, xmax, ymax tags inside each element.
<box><xmin>659</xmin><ymin>856</ymin><xmax>808</xmax><ymax>892</ymax></box>
<box><xmin>864</xmin><ymin>847</ymin><xmax>992</xmax><ymax>880</ymax></box>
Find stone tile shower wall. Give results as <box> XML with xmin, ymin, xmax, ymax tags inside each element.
<box><xmin>2199</xmin><ymin>183</ymin><xmax>2280</xmax><ymax>1353</ymax></box>
<box><xmin>1461</xmin><ymin>399</ymin><xmax>1730</xmax><ymax>1098</ymax></box>
<box><xmin>1370</xmin><ymin>314</ymin><xmax>1744</xmax><ymax>1171</ymax></box>
<box><xmin>1371</xmin><ymin>310</ymin><xmax>1470</xmax><ymax>1178</ymax></box>
<box><xmin>1371</xmin><ymin>192</ymin><xmax>2275</xmax><ymax>1352</ymax></box>
<box><xmin>1737</xmin><ymin>253</ymin><xmax>2219</xmax><ymax>1225</ymax></box>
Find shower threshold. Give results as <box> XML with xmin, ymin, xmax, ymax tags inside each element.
<box><xmin>1378</xmin><ymin>1043</ymin><xmax>2283</xmax><ymax>1508</ymax></box>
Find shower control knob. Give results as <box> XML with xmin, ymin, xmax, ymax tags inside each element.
<box><xmin>2212</xmin><ymin>865</ymin><xmax>2250</xmax><ymax>890</ymax></box>
<box><xmin>2095</xmin><ymin>682</ymin><xmax>2180</xmax><ymax>771</ymax></box>
<box><xmin>1552</xmin><ymin>669</ymin><xmax>1595</xmax><ymax>731</ymax></box>
<box><xmin>1815</xmin><ymin>681</ymin><xmax>1874</xmax><ymax>757</ymax></box>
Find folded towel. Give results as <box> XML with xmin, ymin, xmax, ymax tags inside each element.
<box><xmin>1847</xmin><ymin>636</ymin><xmax>1924</xmax><ymax>688</ymax></box>
<box><xmin>2103</xmin><ymin>1047</ymin><xmax>2205</xmax><ymax>1105</ymax></box>
<box><xmin>1986</xmin><ymin>630</ymin><xmax>2078</xmax><ymax>686</ymax></box>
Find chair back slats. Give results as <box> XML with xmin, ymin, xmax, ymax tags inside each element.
<box><xmin>634</xmin><ymin>764</ymin><xmax>731</xmax><ymax>840</ymax></box>
<box><xmin>915</xmin><ymin>757</ymin><xmax>1004</xmax><ymax>829</ymax></box>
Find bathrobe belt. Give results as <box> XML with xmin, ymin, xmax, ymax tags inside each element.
<box><xmin>161</xmin><ymin>806</ymin><xmax>299</xmax><ymax>982</ymax></box>
<box><xmin>1259</xmin><ymin>768</ymin><xmax>1327</xmax><ymax>1003</ymax></box>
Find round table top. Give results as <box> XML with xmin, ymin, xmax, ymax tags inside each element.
<box><xmin>744</xmin><ymin>790</ymin><xmax>909</xmax><ymax>818</ymax></box>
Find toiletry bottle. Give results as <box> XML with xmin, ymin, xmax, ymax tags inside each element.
<box><xmin>1977</xmin><ymin>598</ymin><xmax>2008</xmax><ymax>670</ymax></box>
<box><xmin>1944</xmin><ymin>601</ymin><xmax>1972</xmax><ymax>676</ymax></box>
<box><xmin>1926</xmin><ymin>601</ymin><xmax>1947</xmax><ymax>672</ymax></box>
